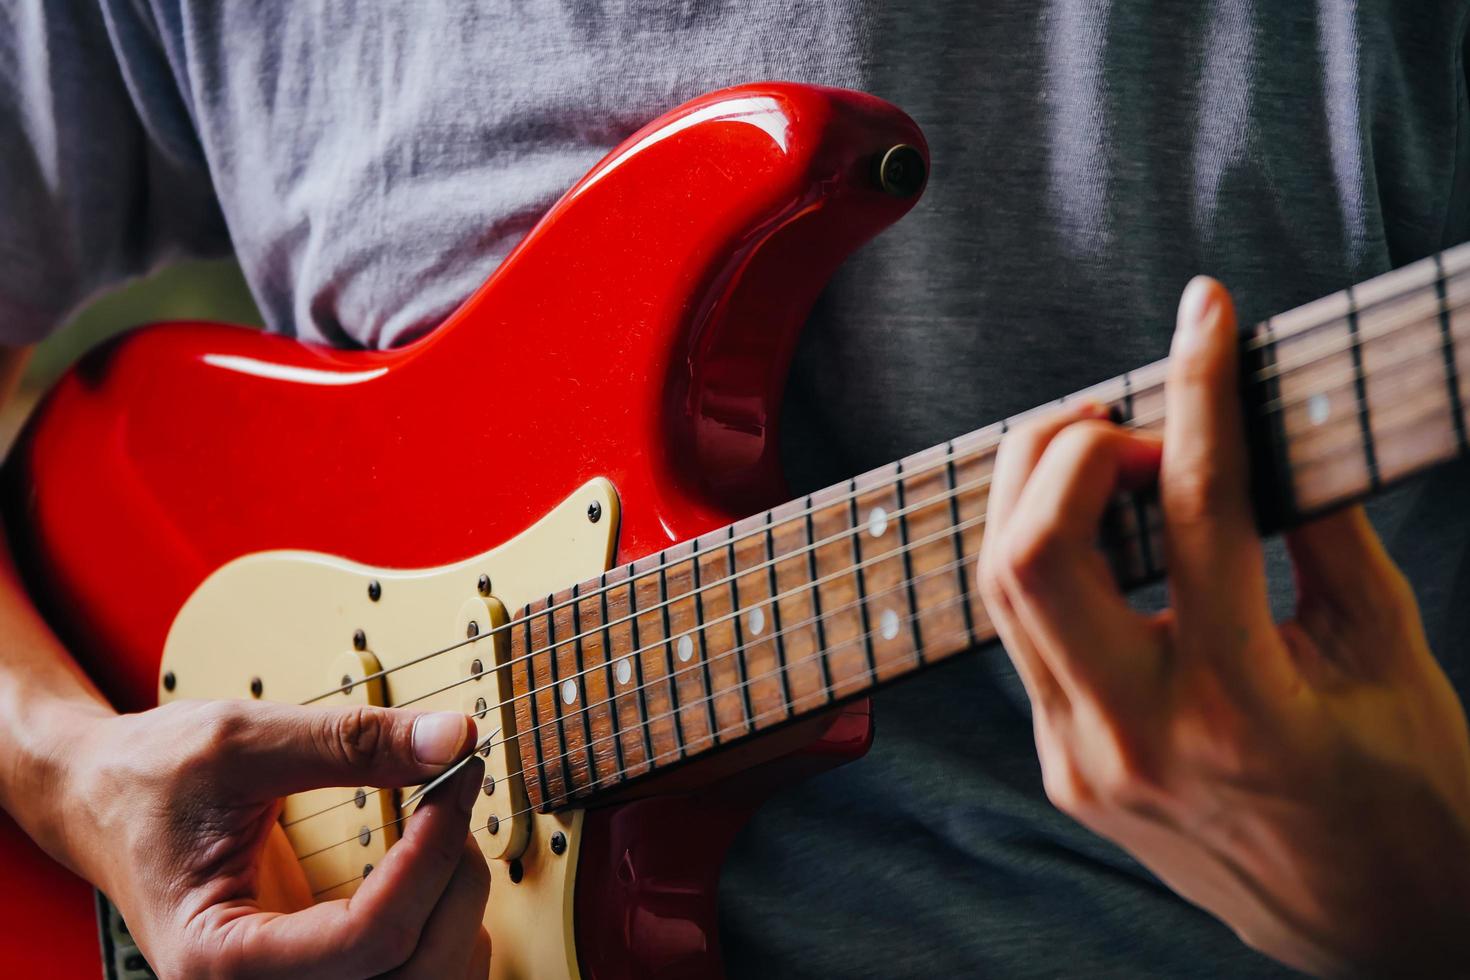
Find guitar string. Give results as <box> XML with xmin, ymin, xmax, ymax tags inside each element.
<box><xmin>294</xmin><ymin>550</ymin><xmax>996</xmax><ymax>862</ymax></box>
<box><xmin>309</xmin><ymin>587</ymin><xmax>982</xmax><ymax>897</ymax></box>
<box><xmin>282</xmin><ymin>342</ymin><xmax>1467</xmax><ymax>835</ymax></box>
<box><xmin>294</xmin><ymin>279</ymin><xmax>1470</xmax><ymax>710</ymax></box>
<box><xmin>301</xmin><ymin>347</ymin><xmax>1463</xmax><ymax>892</ymax></box>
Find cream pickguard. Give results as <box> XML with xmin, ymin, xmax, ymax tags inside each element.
<box><xmin>158</xmin><ymin>479</ymin><xmax>621</xmax><ymax>980</ymax></box>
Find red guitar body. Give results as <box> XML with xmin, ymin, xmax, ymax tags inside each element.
<box><xmin>1</xmin><ymin>84</ymin><xmax>926</xmax><ymax>977</ymax></box>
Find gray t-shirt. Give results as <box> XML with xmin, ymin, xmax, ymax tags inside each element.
<box><xmin>4</xmin><ymin>2</ymin><xmax>1469</xmax><ymax>976</ymax></box>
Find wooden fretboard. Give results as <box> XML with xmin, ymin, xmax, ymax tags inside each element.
<box><xmin>510</xmin><ymin>244</ymin><xmax>1470</xmax><ymax>811</ymax></box>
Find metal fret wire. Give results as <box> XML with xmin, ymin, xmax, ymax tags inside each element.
<box><xmin>295</xmin><ymin>260</ymin><xmax>1470</xmax><ymax>711</ymax></box>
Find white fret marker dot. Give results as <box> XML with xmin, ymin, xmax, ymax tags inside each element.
<box><xmin>880</xmin><ymin>609</ymin><xmax>900</xmax><ymax>641</ymax></box>
<box><xmin>560</xmin><ymin>679</ymin><xmax>577</xmax><ymax>704</ymax></box>
<box><xmin>868</xmin><ymin>506</ymin><xmax>889</xmax><ymax>538</ymax></box>
<box><xmin>748</xmin><ymin>606</ymin><xmax>765</xmax><ymax>635</ymax></box>
<box><xmin>677</xmin><ymin>634</ymin><xmax>694</xmax><ymax>662</ymax></box>
<box><xmin>614</xmin><ymin>657</ymin><xmax>632</xmax><ymax>685</ymax></box>
<box><xmin>1308</xmin><ymin>393</ymin><xmax>1330</xmax><ymax>426</ymax></box>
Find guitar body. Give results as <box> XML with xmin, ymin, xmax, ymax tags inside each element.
<box><xmin>1</xmin><ymin>84</ymin><xmax>925</xmax><ymax>978</ymax></box>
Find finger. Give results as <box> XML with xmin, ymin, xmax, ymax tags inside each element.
<box><xmin>993</xmin><ymin>420</ymin><xmax>1164</xmax><ymax>705</ymax></box>
<box><xmin>215</xmin><ymin>759</ymin><xmax>485</xmax><ymax>980</ymax></box>
<box><xmin>1286</xmin><ymin>505</ymin><xmax>1425</xmax><ymax>674</ymax></box>
<box><xmin>1161</xmin><ymin>277</ymin><xmax>1273</xmax><ymax>634</ymax></box>
<box><xmin>383</xmin><ymin>837</ymin><xmax>492</xmax><ymax>979</ymax></box>
<box><xmin>982</xmin><ymin>403</ymin><xmax>1109</xmax><ymax>710</ymax></box>
<box><xmin>215</xmin><ymin>702</ymin><xmax>477</xmax><ymax>800</ymax></box>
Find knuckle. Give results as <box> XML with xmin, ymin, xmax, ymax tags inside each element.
<box><xmin>360</xmin><ymin>917</ymin><xmax>419</xmax><ymax>970</ymax></box>
<box><xmin>1041</xmin><ymin>757</ymin><xmax>1093</xmax><ymax>816</ymax></box>
<box><xmin>322</xmin><ymin>706</ymin><xmax>391</xmax><ymax>768</ymax></box>
<box><xmin>1002</xmin><ymin>527</ymin><xmax>1064</xmax><ymax>593</ymax></box>
<box><xmin>192</xmin><ymin>701</ymin><xmax>249</xmax><ymax>761</ymax></box>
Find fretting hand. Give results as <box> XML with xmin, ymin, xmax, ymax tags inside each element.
<box><xmin>978</xmin><ymin>277</ymin><xmax>1470</xmax><ymax>975</ymax></box>
<box><xmin>53</xmin><ymin>702</ymin><xmax>490</xmax><ymax>978</ymax></box>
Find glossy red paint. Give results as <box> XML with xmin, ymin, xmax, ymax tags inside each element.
<box><xmin>1</xmin><ymin>83</ymin><xmax>926</xmax><ymax>977</ymax></box>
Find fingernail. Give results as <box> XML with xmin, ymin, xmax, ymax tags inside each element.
<box><xmin>458</xmin><ymin>759</ymin><xmax>485</xmax><ymax>814</ymax></box>
<box><xmin>1174</xmin><ymin>276</ymin><xmax>1221</xmax><ymax>354</ymax></box>
<box><xmin>412</xmin><ymin>712</ymin><xmax>467</xmax><ymax>766</ymax></box>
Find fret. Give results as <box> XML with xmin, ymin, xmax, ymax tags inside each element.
<box><xmin>763</xmin><ymin>512</ymin><xmax>794</xmax><ymax>711</ymax></box>
<box><xmin>800</xmin><ymin>495</ymin><xmax>836</xmax><ymax>701</ymax></box>
<box><xmin>808</xmin><ymin>482</ymin><xmax>872</xmax><ymax>697</ymax></box>
<box><xmin>892</xmin><ymin>461</ymin><xmax>925</xmax><ymax>659</ymax></box>
<box><xmin>950</xmin><ymin>424</ymin><xmax>1000</xmax><ymax>642</ymax></box>
<box><xmin>852</xmin><ymin>467</ymin><xmax>917</xmax><ymax>681</ymax></box>
<box><xmin>845</xmin><ymin>479</ymin><xmax>881</xmax><ymax>681</ymax></box>
<box><xmin>511</xmin><ymin>607</ymin><xmax>553</xmax><ymax>809</ymax></box>
<box><xmin>573</xmin><ymin>581</ymin><xmax>623</xmax><ymax>789</ymax></box>
<box><xmin>630</xmin><ymin>553</ymin><xmax>685</xmax><ymax>763</ymax></box>
<box><xmin>1344</xmin><ymin>287</ymin><xmax>1382</xmax><ymax>491</ymax></box>
<box><xmin>728</xmin><ymin>514</ymin><xmax>789</xmax><ymax>729</ymax></box>
<box><xmin>1435</xmin><ymin>255</ymin><xmax>1470</xmax><ymax>456</ymax></box>
<box><xmin>769</xmin><ymin>498</ymin><xmax>826</xmax><ymax>711</ymax></box>
<box><xmin>526</xmin><ymin>599</ymin><xmax>572</xmax><ymax>805</ymax></box>
<box><xmin>942</xmin><ymin>442</ymin><xmax>978</xmax><ymax>646</ymax></box>
<box><xmin>1448</xmin><ymin>265</ymin><xmax>1470</xmax><ymax>445</ymax></box>
<box><xmin>603</xmin><ymin>564</ymin><xmax>653</xmax><ymax>777</ymax></box>
<box><xmin>662</xmin><ymin>543</ymin><xmax>718</xmax><ymax>750</ymax></box>
<box><xmin>900</xmin><ymin>443</ymin><xmax>972</xmax><ymax>658</ymax></box>
<box><xmin>689</xmin><ymin>534</ymin><xmax>748</xmax><ymax>740</ymax></box>
<box><xmin>548</xmin><ymin>594</ymin><xmax>594</xmax><ymax>796</ymax></box>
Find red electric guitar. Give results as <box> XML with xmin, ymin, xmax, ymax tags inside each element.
<box><xmin>3</xmin><ymin>83</ymin><xmax>1468</xmax><ymax>979</ymax></box>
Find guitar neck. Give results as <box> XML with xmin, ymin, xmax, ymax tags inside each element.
<box><xmin>510</xmin><ymin>244</ymin><xmax>1470</xmax><ymax>811</ymax></box>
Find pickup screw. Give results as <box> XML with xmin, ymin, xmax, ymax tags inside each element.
<box><xmin>487</xmin><ymin>815</ymin><xmax>500</xmax><ymax>835</ymax></box>
<box><xmin>550</xmin><ymin>832</ymin><xmax>567</xmax><ymax>855</ymax></box>
<box><xmin>587</xmin><ymin>501</ymin><xmax>602</xmax><ymax>523</ymax></box>
<box><xmin>250</xmin><ymin>677</ymin><xmax>263</xmax><ymax>698</ymax></box>
<box><xmin>470</xmin><ymin>659</ymin><xmax>483</xmax><ymax>676</ymax></box>
<box><xmin>341</xmin><ymin>674</ymin><xmax>354</xmax><ymax>692</ymax></box>
<box><xmin>163</xmin><ymin>671</ymin><xmax>176</xmax><ymax>692</ymax></box>
<box><xmin>478</xmin><ymin>574</ymin><xmax>492</xmax><ymax>596</ymax></box>
<box><xmin>358</xmin><ymin>826</ymin><xmax>371</xmax><ymax>847</ymax></box>
<box><xmin>482</xmin><ymin>773</ymin><xmax>496</xmax><ymax>797</ymax></box>
<box><xmin>508</xmin><ymin>859</ymin><xmax>524</xmax><ymax>883</ymax></box>
<box><xmin>353</xmin><ymin>629</ymin><xmax>367</xmax><ymax>651</ymax></box>
<box><xmin>474</xmin><ymin>697</ymin><xmax>488</xmax><ymax>717</ymax></box>
<box><xmin>367</xmin><ymin>579</ymin><xmax>381</xmax><ymax>602</ymax></box>
<box><xmin>354</xmin><ymin>788</ymin><xmax>367</xmax><ymax>809</ymax></box>
<box><xmin>363</xmin><ymin>863</ymin><xmax>374</xmax><ymax>878</ymax></box>
<box><xmin>466</xmin><ymin>620</ymin><xmax>480</xmax><ymax>639</ymax></box>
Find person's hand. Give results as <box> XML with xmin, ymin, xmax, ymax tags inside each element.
<box><xmin>54</xmin><ymin>700</ymin><xmax>491</xmax><ymax>978</ymax></box>
<box><xmin>978</xmin><ymin>276</ymin><xmax>1470</xmax><ymax>975</ymax></box>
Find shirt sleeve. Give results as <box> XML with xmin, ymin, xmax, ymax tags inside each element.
<box><xmin>0</xmin><ymin>0</ymin><xmax>229</xmax><ymax>347</ymax></box>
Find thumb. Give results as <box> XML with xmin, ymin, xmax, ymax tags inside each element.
<box><xmin>213</xmin><ymin>703</ymin><xmax>476</xmax><ymax>800</ymax></box>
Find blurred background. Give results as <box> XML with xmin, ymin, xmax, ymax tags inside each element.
<box><xmin>0</xmin><ymin>260</ymin><xmax>262</xmax><ymax>453</ymax></box>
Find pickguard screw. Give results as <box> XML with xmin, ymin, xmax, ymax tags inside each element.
<box><xmin>470</xmin><ymin>659</ymin><xmax>483</xmax><ymax>677</ymax></box>
<box><xmin>482</xmin><ymin>773</ymin><xmax>496</xmax><ymax>797</ymax></box>
<box><xmin>487</xmin><ymin>815</ymin><xmax>500</xmax><ymax>835</ymax></box>
<box><xmin>162</xmin><ymin>671</ymin><xmax>176</xmax><ymax>692</ymax></box>
<box><xmin>353</xmin><ymin>629</ymin><xmax>367</xmax><ymax>651</ymax></box>
<box><xmin>354</xmin><ymin>788</ymin><xmax>367</xmax><ymax>809</ymax></box>
<box><xmin>466</xmin><ymin>620</ymin><xmax>480</xmax><ymax>639</ymax></box>
<box><xmin>587</xmin><ymin>501</ymin><xmax>602</xmax><ymax>523</ymax></box>
<box><xmin>478</xmin><ymin>574</ymin><xmax>492</xmax><ymax>596</ymax></box>
<box><xmin>367</xmin><ymin>579</ymin><xmax>381</xmax><ymax>602</ymax></box>
<box><xmin>250</xmin><ymin>677</ymin><xmax>263</xmax><ymax>698</ymax></box>
<box><xmin>341</xmin><ymin>674</ymin><xmax>354</xmax><ymax>692</ymax></box>
<box><xmin>358</xmin><ymin>826</ymin><xmax>371</xmax><ymax>847</ymax></box>
<box><xmin>508</xmin><ymin>859</ymin><xmax>524</xmax><ymax>883</ymax></box>
<box><xmin>474</xmin><ymin>697</ymin><xmax>488</xmax><ymax>717</ymax></box>
<box><xmin>550</xmin><ymin>832</ymin><xmax>567</xmax><ymax>855</ymax></box>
